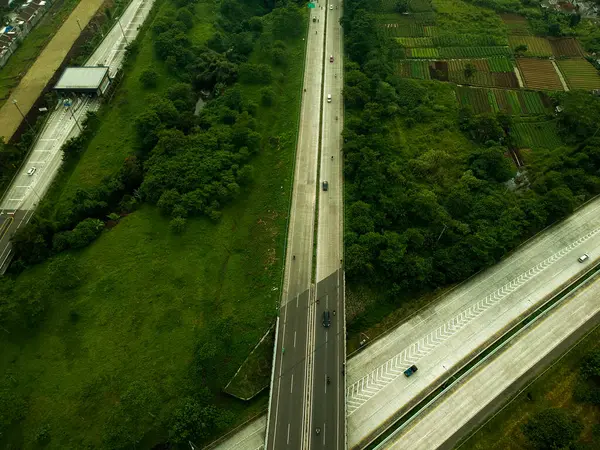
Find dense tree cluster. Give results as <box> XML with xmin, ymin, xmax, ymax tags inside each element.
<box><xmin>342</xmin><ymin>0</ymin><xmax>600</xmax><ymax>302</ymax></box>
<box><xmin>10</xmin><ymin>0</ymin><xmax>304</xmax><ymax>269</ymax></box>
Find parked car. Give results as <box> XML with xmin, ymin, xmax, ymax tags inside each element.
<box><xmin>26</xmin><ymin>167</ymin><xmax>36</xmax><ymax>176</ymax></box>
<box><xmin>578</xmin><ymin>254</ymin><xmax>590</xmax><ymax>263</ymax></box>
<box><xmin>404</xmin><ymin>365</ymin><xmax>418</xmax><ymax>377</ymax></box>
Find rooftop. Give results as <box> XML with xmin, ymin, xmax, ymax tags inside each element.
<box><xmin>54</xmin><ymin>66</ymin><xmax>109</xmax><ymax>91</ymax></box>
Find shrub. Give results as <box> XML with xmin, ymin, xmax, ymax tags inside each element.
<box><xmin>522</xmin><ymin>408</ymin><xmax>583</xmax><ymax>449</ymax></box>
<box><xmin>139</xmin><ymin>68</ymin><xmax>159</xmax><ymax>89</ymax></box>
<box><xmin>170</xmin><ymin>217</ymin><xmax>187</xmax><ymax>234</ymax></box>
<box><xmin>260</xmin><ymin>87</ymin><xmax>275</xmax><ymax>106</ymax></box>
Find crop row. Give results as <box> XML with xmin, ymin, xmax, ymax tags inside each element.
<box><xmin>404</xmin><ymin>47</ymin><xmax>513</xmax><ymax>59</ymax></box>
<box><xmin>431</xmin><ymin>33</ymin><xmax>508</xmax><ymax>47</ymax></box>
<box><xmin>397</xmin><ymin>59</ymin><xmax>519</xmax><ymax>87</ymax></box>
<box><xmin>511</xmin><ymin>121</ymin><xmax>563</xmax><ymax>150</ymax></box>
<box><xmin>456</xmin><ymin>87</ymin><xmax>548</xmax><ymax>115</ymax></box>
<box><xmin>500</xmin><ymin>13</ymin><xmax>531</xmax><ymax>36</ymax></box>
<box><xmin>508</xmin><ymin>36</ymin><xmax>553</xmax><ymax>57</ymax></box>
<box><xmin>382</xmin><ymin>23</ymin><xmax>436</xmax><ymax>38</ymax></box>
<box><xmin>517</xmin><ymin>59</ymin><xmax>563</xmax><ymax>90</ymax></box>
<box><xmin>397</xmin><ymin>37</ymin><xmax>434</xmax><ymax>47</ymax></box>
<box><xmin>556</xmin><ymin>58</ymin><xmax>600</xmax><ymax>90</ymax></box>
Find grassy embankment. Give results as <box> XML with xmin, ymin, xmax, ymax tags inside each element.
<box><xmin>0</xmin><ymin>0</ymin><xmax>83</xmax><ymax>107</ymax></box>
<box><xmin>0</xmin><ymin>0</ymin><xmax>305</xmax><ymax>447</ymax></box>
<box><xmin>458</xmin><ymin>321</ymin><xmax>600</xmax><ymax>450</ymax></box>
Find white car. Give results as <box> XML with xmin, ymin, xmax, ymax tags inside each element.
<box><xmin>327</xmin><ymin>94</ymin><xmax>332</xmax><ymax>102</ymax></box>
<box><xmin>26</xmin><ymin>167</ymin><xmax>36</xmax><ymax>176</ymax></box>
<box><xmin>578</xmin><ymin>254</ymin><xmax>589</xmax><ymax>263</ymax></box>
<box><xmin>330</xmin><ymin>4</ymin><xmax>333</xmax><ymax>9</ymax></box>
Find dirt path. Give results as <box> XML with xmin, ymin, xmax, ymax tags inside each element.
<box><xmin>0</xmin><ymin>0</ymin><xmax>105</xmax><ymax>141</ymax></box>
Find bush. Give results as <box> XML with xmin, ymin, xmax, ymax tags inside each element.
<box><xmin>239</xmin><ymin>63</ymin><xmax>272</xmax><ymax>84</ymax></box>
<box><xmin>522</xmin><ymin>408</ymin><xmax>583</xmax><ymax>449</ymax></box>
<box><xmin>67</xmin><ymin>218</ymin><xmax>105</xmax><ymax>249</ymax></box>
<box><xmin>170</xmin><ymin>217</ymin><xmax>187</xmax><ymax>234</ymax></box>
<box><xmin>260</xmin><ymin>87</ymin><xmax>275</xmax><ymax>106</ymax></box>
<box><xmin>139</xmin><ymin>68</ymin><xmax>159</xmax><ymax>89</ymax></box>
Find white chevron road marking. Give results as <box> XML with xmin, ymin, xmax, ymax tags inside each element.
<box><xmin>346</xmin><ymin>226</ymin><xmax>600</xmax><ymax>415</ymax></box>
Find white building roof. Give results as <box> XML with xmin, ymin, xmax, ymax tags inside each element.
<box><xmin>54</xmin><ymin>66</ymin><xmax>108</xmax><ymax>91</ymax></box>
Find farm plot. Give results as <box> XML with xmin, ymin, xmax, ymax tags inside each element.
<box><xmin>556</xmin><ymin>58</ymin><xmax>600</xmax><ymax>90</ymax></box>
<box><xmin>511</xmin><ymin>121</ymin><xmax>563</xmax><ymax>150</ymax></box>
<box><xmin>406</xmin><ymin>47</ymin><xmax>440</xmax><ymax>58</ymax></box>
<box><xmin>516</xmin><ymin>58</ymin><xmax>563</xmax><ymax>90</ymax></box>
<box><xmin>487</xmin><ymin>56</ymin><xmax>514</xmax><ymax>72</ymax></box>
<box><xmin>456</xmin><ymin>87</ymin><xmax>549</xmax><ymax>115</ymax></box>
<box><xmin>432</xmin><ymin>33</ymin><xmax>508</xmax><ymax>47</ymax></box>
<box><xmin>397</xmin><ymin>60</ymin><xmax>432</xmax><ymax>79</ymax></box>
<box><xmin>500</xmin><ymin>13</ymin><xmax>531</xmax><ymax>35</ymax></box>
<box><xmin>438</xmin><ymin>46</ymin><xmax>512</xmax><ymax>58</ymax></box>
<box><xmin>381</xmin><ymin>21</ymin><xmax>436</xmax><ymax>37</ymax></box>
<box><xmin>508</xmin><ymin>36</ymin><xmax>553</xmax><ymax>57</ymax></box>
<box><xmin>549</xmin><ymin>38</ymin><xmax>583</xmax><ymax>57</ymax></box>
<box><xmin>397</xmin><ymin>37</ymin><xmax>434</xmax><ymax>47</ymax></box>
<box><xmin>456</xmin><ymin>86</ymin><xmax>491</xmax><ymax>113</ymax></box>
<box><xmin>519</xmin><ymin>90</ymin><xmax>548</xmax><ymax>114</ymax></box>
<box><xmin>447</xmin><ymin>59</ymin><xmax>518</xmax><ymax>87</ymax></box>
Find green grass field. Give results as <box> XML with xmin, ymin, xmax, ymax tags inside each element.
<box><xmin>0</xmin><ymin>0</ymin><xmax>83</xmax><ymax>107</ymax></box>
<box><xmin>0</xmin><ymin>1</ymin><xmax>306</xmax><ymax>447</ymax></box>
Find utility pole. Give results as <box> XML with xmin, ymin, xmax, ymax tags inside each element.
<box><xmin>12</xmin><ymin>99</ymin><xmax>33</xmax><ymax>132</ymax></box>
<box><xmin>117</xmin><ymin>18</ymin><xmax>129</xmax><ymax>45</ymax></box>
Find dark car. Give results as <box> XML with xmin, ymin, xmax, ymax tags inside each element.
<box><xmin>404</xmin><ymin>365</ymin><xmax>418</xmax><ymax>377</ymax></box>
<box><xmin>323</xmin><ymin>311</ymin><xmax>331</xmax><ymax>328</ymax></box>
<box><xmin>322</xmin><ymin>181</ymin><xmax>328</xmax><ymax>191</ymax></box>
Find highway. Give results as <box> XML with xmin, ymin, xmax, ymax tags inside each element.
<box><xmin>310</xmin><ymin>0</ymin><xmax>345</xmax><ymax>448</ymax></box>
<box><xmin>265</xmin><ymin>1</ymin><xmax>346</xmax><ymax>448</ymax></box>
<box><xmin>379</xmin><ymin>269</ymin><xmax>600</xmax><ymax>450</ymax></box>
<box><xmin>218</xmin><ymin>196</ymin><xmax>600</xmax><ymax>450</ymax></box>
<box><xmin>0</xmin><ymin>0</ymin><xmax>154</xmax><ymax>272</ymax></box>
<box><xmin>347</xmin><ymin>197</ymin><xmax>600</xmax><ymax>448</ymax></box>
<box><xmin>265</xmin><ymin>4</ymin><xmax>324</xmax><ymax>449</ymax></box>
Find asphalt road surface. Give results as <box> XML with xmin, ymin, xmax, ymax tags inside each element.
<box><xmin>310</xmin><ymin>0</ymin><xmax>346</xmax><ymax>448</ymax></box>
<box><xmin>265</xmin><ymin>6</ymin><xmax>325</xmax><ymax>449</ymax></box>
<box><xmin>379</xmin><ymin>271</ymin><xmax>600</xmax><ymax>450</ymax></box>
<box><xmin>0</xmin><ymin>0</ymin><xmax>154</xmax><ymax>272</ymax></box>
<box><xmin>347</xmin><ymin>197</ymin><xmax>600</xmax><ymax>448</ymax></box>
<box><xmin>266</xmin><ymin>1</ymin><xmax>346</xmax><ymax>448</ymax></box>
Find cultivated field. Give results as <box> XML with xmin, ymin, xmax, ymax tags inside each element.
<box><xmin>550</xmin><ymin>38</ymin><xmax>584</xmax><ymax>57</ymax></box>
<box><xmin>456</xmin><ymin>86</ymin><xmax>549</xmax><ymax>115</ymax></box>
<box><xmin>511</xmin><ymin>121</ymin><xmax>563</xmax><ymax>149</ymax></box>
<box><xmin>517</xmin><ymin>58</ymin><xmax>563</xmax><ymax>90</ymax></box>
<box><xmin>500</xmin><ymin>13</ymin><xmax>531</xmax><ymax>35</ymax></box>
<box><xmin>509</xmin><ymin>36</ymin><xmax>554</xmax><ymax>57</ymax></box>
<box><xmin>556</xmin><ymin>58</ymin><xmax>600</xmax><ymax>90</ymax></box>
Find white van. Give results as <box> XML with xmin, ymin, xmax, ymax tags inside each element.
<box><xmin>327</xmin><ymin>94</ymin><xmax>332</xmax><ymax>103</ymax></box>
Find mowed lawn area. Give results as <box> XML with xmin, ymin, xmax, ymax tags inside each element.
<box><xmin>0</xmin><ymin>0</ymin><xmax>306</xmax><ymax>447</ymax></box>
